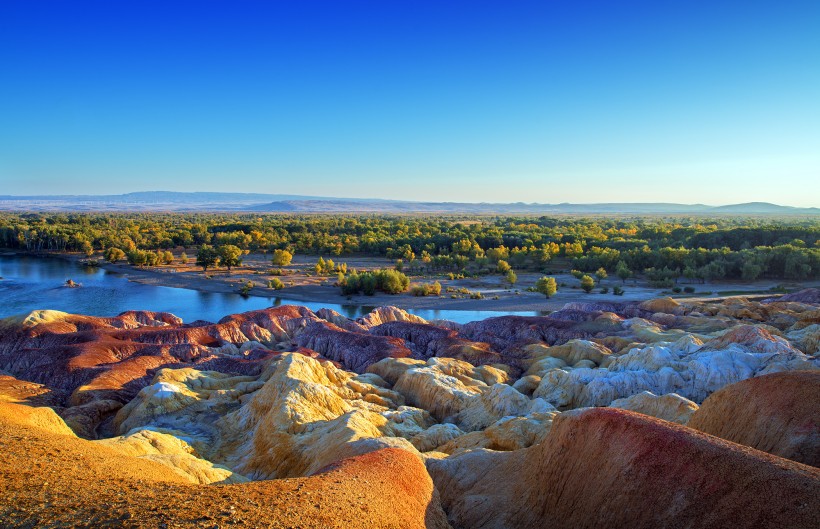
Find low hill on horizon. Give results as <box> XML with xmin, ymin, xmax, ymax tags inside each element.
<box><xmin>0</xmin><ymin>192</ymin><xmax>816</xmax><ymax>215</ymax></box>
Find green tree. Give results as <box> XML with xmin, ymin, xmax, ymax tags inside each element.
<box><xmin>534</xmin><ymin>276</ymin><xmax>557</xmax><ymax>298</ymax></box>
<box><xmin>741</xmin><ymin>261</ymin><xmax>763</xmax><ymax>281</ymax></box>
<box><xmin>144</xmin><ymin>251</ymin><xmax>160</xmax><ymax>267</ymax></box>
<box><xmin>700</xmin><ymin>261</ymin><xmax>726</xmax><ymax>281</ymax></box>
<box><xmin>411</xmin><ymin>281</ymin><xmax>442</xmax><ymax>296</ymax></box>
<box><xmin>595</xmin><ymin>267</ymin><xmax>608</xmax><ymax>283</ymax></box>
<box><xmin>180</xmin><ymin>251</ymin><xmax>189</xmax><ymax>264</ymax></box>
<box><xmin>271</xmin><ymin>249</ymin><xmax>292</xmax><ymax>266</ymax></box>
<box><xmin>340</xmin><ymin>269</ymin><xmax>409</xmax><ymax>295</ymax></box>
<box><xmin>219</xmin><ymin>244</ymin><xmax>243</xmax><ymax>272</ymax></box>
<box><xmin>496</xmin><ymin>260</ymin><xmax>511</xmax><ymax>273</ymax></box>
<box><xmin>616</xmin><ymin>261</ymin><xmax>631</xmax><ymax>283</ymax></box>
<box><xmin>580</xmin><ymin>274</ymin><xmax>595</xmax><ymax>293</ymax></box>
<box><xmin>126</xmin><ymin>249</ymin><xmax>147</xmax><ymax>267</ymax></box>
<box><xmin>377</xmin><ymin>269</ymin><xmax>410</xmax><ymax>294</ymax></box>
<box><xmin>81</xmin><ymin>240</ymin><xmax>94</xmax><ymax>257</ymax></box>
<box><xmin>104</xmin><ymin>247</ymin><xmax>126</xmax><ymax>263</ymax></box>
<box><xmin>196</xmin><ymin>245</ymin><xmax>220</xmax><ymax>272</ymax></box>
<box><xmin>505</xmin><ymin>269</ymin><xmax>517</xmax><ymax>286</ymax></box>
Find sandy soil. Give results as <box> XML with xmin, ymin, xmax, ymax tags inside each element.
<box><xmin>20</xmin><ymin>251</ymin><xmax>820</xmax><ymax>313</ymax></box>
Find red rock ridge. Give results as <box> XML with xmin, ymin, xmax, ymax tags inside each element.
<box><xmin>689</xmin><ymin>371</ymin><xmax>820</xmax><ymax>467</ymax></box>
<box><xmin>428</xmin><ymin>407</ymin><xmax>820</xmax><ymax>529</ymax></box>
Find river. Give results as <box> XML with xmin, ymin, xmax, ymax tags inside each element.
<box><xmin>0</xmin><ymin>255</ymin><xmax>545</xmax><ymax>324</ymax></box>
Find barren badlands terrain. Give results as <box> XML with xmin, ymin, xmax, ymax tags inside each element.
<box><xmin>1</xmin><ymin>290</ymin><xmax>819</xmax><ymax>527</ymax></box>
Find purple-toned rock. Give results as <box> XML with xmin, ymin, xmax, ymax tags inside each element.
<box><xmin>295</xmin><ymin>321</ymin><xmax>413</xmax><ymax>372</ymax></box>
<box><xmin>460</xmin><ymin>316</ymin><xmax>596</xmax><ymax>357</ymax></box>
<box><xmin>370</xmin><ymin>321</ymin><xmax>504</xmax><ymax>366</ymax></box>
<box><xmin>315</xmin><ymin>308</ymin><xmax>369</xmax><ymax>332</ymax></box>
<box><xmin>763</xmin><ymin>288</ymin><xmax>820</xmax><ymax>305</ymax></box>
<box><xmin>356</xmin><ymin>306</ymin><xmax>428</xmax><ymax>328</ymax></box>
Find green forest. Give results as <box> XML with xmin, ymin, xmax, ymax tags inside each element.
<box><xmin>1</xmin><ymin>213</ymin><xmax>819</xmax><ymax>284</ymax></box>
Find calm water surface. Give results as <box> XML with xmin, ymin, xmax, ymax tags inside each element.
<box><xmin>0</xmin><ymin>255</ymin><xmax>544</xmax><ymax>324</ymax></box>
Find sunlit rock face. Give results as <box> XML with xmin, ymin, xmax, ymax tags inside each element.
<box><xmin>356</xmin><ymin>305</ymin><xmax>430</xmax><ymax>328</ymax></box>
<box><xmin>427</xmin><ymin>408</ymin><xmax>820</xmax><ymax>529</ymax></box>
<box><xmin>689</xmin><ymin>370</ymin><xmax>820</xmax><ymax>467</ymax></box>
<box><xmin>609</xmin><ymin>391</ymin><xmax>699</xmax><ymax>424</ymax></box>
<box><xmin>0</xmin><ymin>394</ymin><xmax>451</xmax><ymax>528</ymax></box>
<box><xmin>530</xmin><ymin>325</ymin><xmax>816</xmax><ymax>410</ymax></box>
<box><xmin>1</xmin><ymin>293</ymin><xmax>819</xmax><ymax>527</ymax></box>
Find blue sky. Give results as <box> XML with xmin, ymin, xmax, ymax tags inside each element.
<box><xmin>1</xmin><ymin>1</ymin><xmax>818</xmax><ymax>205</ymax></box>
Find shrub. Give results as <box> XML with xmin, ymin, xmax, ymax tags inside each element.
<box><xmin>271</xmin><ymin>249</ymin><xmax>293</xmax><ymax>266</ymax></box>
<box><xmin>379</xmin><ymin>269</ymin><xmax>410</xmax><ymax>294</ymax></box>
<box><xmin>600</xmin><ymin>287</ymin><xmax>609</xmax><ymax>294</ymax></box>
<box><xmin>126</xmin><ymin>249</ymin><xmax>148</xmax><ymax>267</ymax></box>
<box><xmin>411</xmin><ymin>281</ymin><xmax>443</xmax><ymax>297</ymax></box>
<box><xmin>616</xmin><ymin>260</ymin><xmax>631</xmax><ymax>283</ymax></box>
<box><xmin>613</xmin><ymin>285</ymin><xmax>625</xmax><ymax>296</ymax></box>
<box><xmin>340</xmin><ymin>269</ymin><xmax>410</xmax><ymax>295</ymax></box>
<box><xmin>144</xmin><ymin>251</ymin><xmax>160</xmax><ymax>267</ymax></box>
<box><xmin>683</xmin><ymin>286</ymin><xmax>695</xmax><ymax>293</ymax></box>
<box><xmin>580</xmin><ymin>275</ymin><xmax>595</xmax><ymax>293</ymax></box>
<box><xmin>268</xmin><ymin>278</ymin><xmax>285</xmax><ymax>290</ymax></box>
<box><xmin>239</xmin><ymin>280</ymin><xmax>254</xmax><ymax>296</ymax></box>
<box><xmin>672</xmin><ymin>286</ymin><xmax>682</xmax><ymax>293</ymax></box>
<box><xmin>104</xmin><ymin>247</ymin><xmax>126</xmax><ymax>263</ymax></box>
<box><xmin>505</xmin><ymin>269</ymin><xmax>517</xmax><ymax>286</ymax></box>
<box><xmin>534</xmin><ymin>276</ymin><xmax>557</xmax><ymax>298</ymax></box>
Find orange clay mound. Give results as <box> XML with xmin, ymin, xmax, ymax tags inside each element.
<box><xmin>0</xmin><ymin>400</ymin><xmax>449</xmax><ymax>529</ymax></box>
<box><xmin>689</xmin><ymin>371</ymin><xmax>820</xmax><ymax>466</ymax></box>
<box><xmin>0</xmin><ymin>373</ymin><xmax>57</xmax><ymax>405</ymax></box>
<box><xmin>428</xmin><ymin>407</ymin><xmax>820</xmax><ymax>529</ymax></box>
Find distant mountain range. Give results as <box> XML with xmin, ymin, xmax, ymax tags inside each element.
<box><xmin>0</xmin><ymin>192</ymin><xmax>817</xmax><ymax>215</ymax></box>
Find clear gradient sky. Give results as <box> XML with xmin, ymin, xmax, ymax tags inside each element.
<box><xmin>1</xmin><ymin>1</ymin><xmax>818</xmax><ymax>205</ymax></box>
